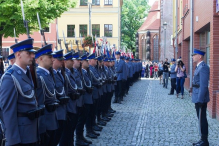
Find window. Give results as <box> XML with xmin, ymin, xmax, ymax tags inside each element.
<box><xmin>80</xmin><ymin>0</ymin><xmax>88</xmax><ymax>6</ymax></box>
<box><xmin>104</xmin><ymin>24</ymin><xmax>112</xmax><ymax>37</ymax></box>
<box><xmin>80</xmin><ymin>25</ymin><xmax>87</xmax><ymax>37</ymax></box>
<box><xmin>92</xmin><ymin>0</ymin><xmax>100</xmax><ymax>5</ymax></box>
<box><xmin>92</xmin><ymin>24</ymin><xmax>100</xmax><ymax>37</ymax></box>
<box><xmin>67</xmin><ymin>25</ymin><xmax>75</xmax><ymax>37</ymax></box>
<box><xmin>104</xmin><ymin>0</ymin><xmax>112</xmax><ymax>5</ymax></box>
<box><xmin>44</xmin><ymin>27</ymin><xmax>50</xmax><ymax>32</ymax></box>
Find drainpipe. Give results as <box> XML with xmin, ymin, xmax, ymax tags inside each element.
<box><xmin>189</xmin><ymin>0</ymin><xmax>194</xmax><ymax>88</ymax></box>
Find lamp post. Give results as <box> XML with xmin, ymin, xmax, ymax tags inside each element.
<box><xmin>163</xmin><ymin>22</ymin><xmax>167</xmax><ymax>59</ymax></box>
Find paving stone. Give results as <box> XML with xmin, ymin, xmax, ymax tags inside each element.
<box><xmin>86</xmin><ymin>78</ymin><xmax>219</xmax><ymax>146</ymax></box>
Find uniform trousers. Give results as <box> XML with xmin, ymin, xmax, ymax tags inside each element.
<box><xmin>170</xmin><ymin>78</ymin><xmax>176</xmax><ymax>94</ymax></box>
<box><xmin>92</xmin><ymin>98</ymin><xmax>99</xmax><ymax>125</ymax></box>
<box><xmin>52</xmin><ymin>120</ymin><xmax>66</xmax><ymax>146</ymax></box>
<box><xmin>122</xmin><ymin>80</ymin><xmax>127</xmax><ymax>97</ymax></box>
<box><xmin>76</xmin><ymin>106</ymin><xmax>86</xmax><ymax>136</ymax></box>
<box><xmin>85</xmin><ymin>104</ymin><xmax>93</xmax><ymax>132</ymax></box>
<box><xmin>59</xmin><ymin>112</ymin><xmax>78</xmax><ymax>146</ymax></box>
<box><xmin>195</xmin><ymin>103</ymin><xmax>208</xmax><ymax>137</ymax></box>
<box><xmin>126</xmin><ymin>78</ymin><xmax>130</xmax><ymax>94</ymax></box>
<box><xmin>115</xmin><ymin>80</ymin><xmax>123</xmax><ymax>101</ymax></box>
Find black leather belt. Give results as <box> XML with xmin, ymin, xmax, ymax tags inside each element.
<box><xmin>17</xmin><ymin>106</ymin><xmax>45</xmax><ymax>120</ymax></box>
<box><xmin>45</xmin><ymin>103</ymin><xmax>59</xmax><ymax>112</ymax></box>
<box><xmin>192</xmin><ymin>84</ymin><xmax>200</xmax><ymax>88</ymax></box>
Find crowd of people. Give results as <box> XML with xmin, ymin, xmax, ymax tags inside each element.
<box><xmin>0</xmin><ymin>35</ymin><xmax>142</xmax><ymax>146</ymax></box>
<box><xmin>141</xmin><ymin>57</ymin><xmax>187</xmax><ymax>99</ymax></box>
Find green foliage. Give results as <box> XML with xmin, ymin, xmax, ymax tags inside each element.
<box><xmin>0</xmin><ymin>0</ymin><xmax>77</xmax><ymax>38</ymax></box>
<box><xmin>121</xmin><ymin>0</ymin><xmax>150</xmax><ymax>52</ymax></box>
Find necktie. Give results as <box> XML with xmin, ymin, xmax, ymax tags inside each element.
<box><xmin>26</xmin><ymin>69</ymin><xmax>31</xmax><ymax>80</ymax></box>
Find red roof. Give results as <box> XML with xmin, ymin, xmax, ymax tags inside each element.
<box><xmin>138</xmin><ymin>0</ymin><xmax>160</xmax><ymax>31</ymax></box>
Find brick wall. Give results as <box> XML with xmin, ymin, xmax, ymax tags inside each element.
<box><xmin>175</xmin><ymin>0</ymin><xmax>219</xmax><ymax>119</ymax></box>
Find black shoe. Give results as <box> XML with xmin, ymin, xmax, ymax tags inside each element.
<box><xmin>98</xmin><ymin>120</ymin><xmax>107</xmax><ymax>126</ymax></box>
<box><xmin>92</xmin><ymin>125</ymin><xmax>102</xmax><ymax>131</ymax></box>
<box><xmin>102</xmin><ymin>117</ymin><xmax>110</xmax><ymax>122</ymax></box>
<box><xmin>168</xmin><ymin>93</ymin><xmax>174</xmax><ymax>95</ymax></box>
<box><xmin>195</xmin><ymin>140</ymin><xmax>209</xmax><ymax>146</ymax></box>
<box><xmin>193</xmin><ymin>139</ymin><xmax>202</xmax><ymax>146</ymax></box>
<box><xmin>109</xmin><ymin>109</ymin><xmax>116</xmax><ymax>113</ymax></box>
<box><xmin>76</xmin><ymin>139</ymin><xmax>89</xmax><ymax>146</ymax></box>
<box><xmin>106</xmin><ymin>113</ymin><xmax>114</xmax><ymax>117</ymax></box>
<box><xmin>82</xmin><ymin>135</ymin><xmax>92</xmax><ymax>144</ymax></box>
<box><xmin>92</xmin><ymin>130</ymin><xmax>100</xmax><ymax>136</ymax></box>
<box><xmin>118</xmin><ymin>99</ymin><xmax>122</xmax><ymax>104</ymax></box>
<box><xmin>113</xmin><ymin>99</ymin><xmax>118</xmax><ymax>103</ymax></box>
<box><xmin>86</xmin><ymin>132</ymin><xmax>97</xmax><ymax>139</ymax></box>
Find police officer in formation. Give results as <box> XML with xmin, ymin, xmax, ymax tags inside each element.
<box><xmin>6</xmin><ymin>53</ymin><xmax>15</xmax><ymax>71</ymax></box>
<box><xmin>191</xmin><ymin>49</ymin><xmax>210</xmax><ymax>146</ymax></box>
<box><xmin>0</xmin><ymin>32</ymin><xmax>142</xmax><ymax>146</ymax></box>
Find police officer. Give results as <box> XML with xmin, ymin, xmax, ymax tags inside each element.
<box><xmin>114</xmin><ymin>51</ymin><xmax>125</xmax><ymax>104</ymax></box>
<box><xmin>6</xmin><ymin>53</ymin><xmax>15</xmax><ymax>71</ymax></box>
<box><xmin>121</xmin><ymin>56</ymin><xmax>127</xmax><ymax>99</ymax></box>
<box><xmin>51</xmin><ymin>50</ymin><xmax>69</xmax><ymax>146</ymax></box>
<box><xmin>103</xmin><ymin>58</ymin><xmax>113</xmax><ymax>119</ymax></box>
<box><xmin>191</xmin><ymin>49</ymin><xmax>210</xmax><ymax>146</ymax></box>
<box><xmin>79</xmin><ymin>54</ymin><xmax>94</xmax><ymax>145</ymax></box>
<box><xmin>88</xmin><ymin>53</ymin><xmax>103</xmax><ymax>138</ymax></box>
<box><xmin>125</xmin><ymin>57</ymin><xmax>131</xmax><ymax>94</ymax></box>
<box><xmin>73</xmin><ymin>52</ymin><xmax>93</xmax><ymax>146</ymax></box>
<box><xmin>108</xmin><ymin>58</ymin><xmax>116</xmax><ymax>113</ymax></box>
<box><xmin>168</xmin><ymin>58</ymin><xmax>177</xmax><ymax>95</ymax></box>
<box><xmin>60</xmin><ymin>52</ymin><xmax>78</xmax><ymax>146</ymax></box>
<box><xmin>35</xmin><ymin>44</ymin><xmax>59</xmax><ymax>146</ymax></box>
<box><xmin>0</xmin><ymin>56</ymin><xmax>4</xmax><ymax>79</ymax></box>
<box><xmin>0</xmin><ymin>38</ymin><xmax>38</xmax><ymax>146</ymax></box>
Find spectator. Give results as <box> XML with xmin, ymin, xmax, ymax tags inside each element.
<box><xmin>154</xmin><ymin>63</ymin><xmax>158</xmax><ymax>79</ymax></box>
<box><xmin>175</xmin><ymin>60</ymin><xmax>186</xmax><ymax>99</ymax></box>
<box><xmin>168</xmin><ymin>59</ymin><xmax>177</xmax><ymax>95</ymax></box>
<box><xmin>163</xmin><ymin>58</ymin><xmax>170</xmax><ymax>88</ymax></box>
<box><xmin>158</xmin><ymin>61</ymin><xmax>163</xmax><ymax>84</ymax></box>
<box><xmin>149</xmin><ymin>62</ymin><xmax>153</xmax><ymax>78</ymax></box>
<box><xmin>141</xmin><ymin>62</ymin><xmax>146</xmax><ymax>77</ymax></box>
<box><xmin>145</xmin><ymin>62</ymin><xmax>149</xmax><ymax>78</ymax></box>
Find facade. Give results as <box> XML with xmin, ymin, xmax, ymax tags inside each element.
<box><xmin>172</xmin><ymin>0</ymin><xmax>219</xmax><ymax>120</ymax></box>
<box><xmin>58</xmin><ymin>0</ymin><xmax>123</xmax><ymax>53</ymax></box>
<box><xmin>137</xmin><ymin>0</ymin><xmax>160</xmax><ymax>62</ymax></box>
<box><xmin>159</xmin><ymin>0</ymin><xmax>173</xmax><ymax>61</ymax></box>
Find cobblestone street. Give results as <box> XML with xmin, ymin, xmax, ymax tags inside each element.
<box><xmin>89</xmin><ymin>79</ymin><xmax>219</xmax><ymax>146</ymax></box>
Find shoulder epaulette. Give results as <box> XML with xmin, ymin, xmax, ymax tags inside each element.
<box><xmin>6</xmin><ymin>68</ymin><xmax>14</xmax><ymax>75</ymax></box>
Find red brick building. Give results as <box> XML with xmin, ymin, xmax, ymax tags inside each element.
<box><xmin>137</xmin><ymin>0</ymin><xmax>160</xmax><ymax>62</ymax></box>
<box><xmin>174</xmin><ymin>0</ymin><xmax>219</xmax><ymax>120</ymax></box>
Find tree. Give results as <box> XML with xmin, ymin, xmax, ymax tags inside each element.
<box><xmin>0</xmin><ymin>0</ymin><xmax>77</xmax><ymax>55</ymax></box>
<box><xmin>121</xmin><ymin>0</ymin><xmax>150</xmax><ymax>52</ymax></box>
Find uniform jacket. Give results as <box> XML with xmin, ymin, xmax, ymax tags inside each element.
<box><xmin>6</xmin><ymin>65</ymin><xmax>13</xmax><ymax>71</ymax></box>
<box><xmin>89</xmin><ymin>65</ymin><xmax>101</xmax><ymax>99</ymax></box>
<box><xmin>82</xmin><ymin>69</ymin><xmax>93</xmax><ymax>104</ymax></box>
<box><xmin>98</xmin><ymin>67</ymin><xmax>104</xmax><ymax>95</ymax></box>
<box><xmin>104</xmin><ymin>65</ymin><xmax>112</xmax><ymax>92</ymax></box>
<box><xmin>36</xmin><ymin>67</ymin><xmax>58</xmax><ymax>133</ymax></box>
<box><xmin>115</xmin><ymin>59</ymin><xmax>125</xmax><ymax>81</ymax></box>
<box><xmin>73</xmin><ymin>68</ymin><xmax>84</xmax><ymax>107</ymax></box>
<box><xmin>192</xmin><ymin>61</ymin><xmax>210</xmax><ymax>103</ymax></box>
<box><xmin>65</xmin><ymin>68</ymin><xmax>77</xmax><ymax>114</ymax></box>
<box><xmin>0</xmin><ymin>65</ymin><xmax>38</xmax><ymax>145</ymax></box>
<box><xmin>53</xmin><ymin>69</ymin><xmax>66</xmax><ymax>121</ymax></box>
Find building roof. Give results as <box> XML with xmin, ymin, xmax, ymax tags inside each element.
<box><xmin>138</xmin><ymin>0</ymin><xmax>160</xmax><ymax>31</ymax></box>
